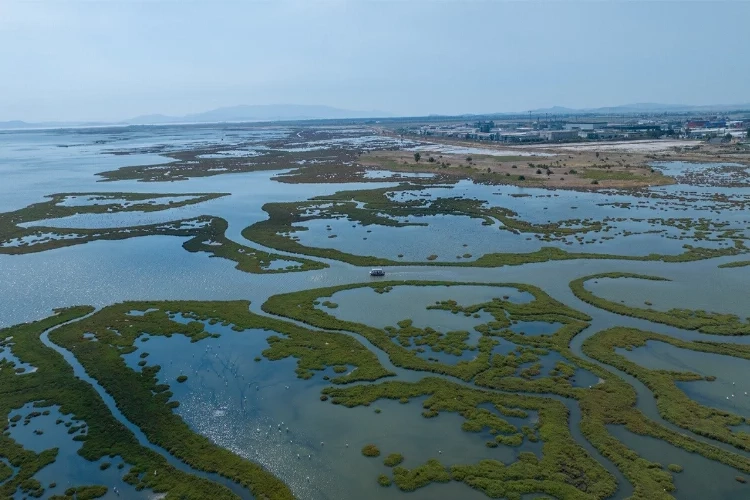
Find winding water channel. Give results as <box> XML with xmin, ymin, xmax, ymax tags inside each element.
<box><xmin>39</xmin><ymin>312</ymin><xmax>256</xmax><ymax>500</ymax></box>
<box><xmin>3</xmin><ymin>125</ymin><xmax>750</xmax><ymax>498</ymax></box>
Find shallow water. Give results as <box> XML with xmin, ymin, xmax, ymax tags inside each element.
<box><xmin>363</xmin><ymin>169</ymin><xmax>435</xmax><ymax>179</ymax></box>
<box><xmin>2</xmin><ymin>125</ymin><xmax>750</xmax><ymax>499</ymax></box>
<box><xmin>508</xmin><ymin>320</ymin><xmax>562</xmax><ymax>337</ymax></box>
<box><xmin>607</xmin><ymin>424</ymin><xmax>749</xmax><ymax>500</ymax></box>
<box><xmin>617</xmin><ymin>340</ymin><xmax>750</xmax><ymax>415</ymax></box>
<box><xmin>0</xmin><ymin>342</ymin><xmax>37</xmax><ymax>374</ymax></box>
<box><xmin>290</xmin><ymin>178</ymin><xmax>741</xmax><ymax>261</ymax></box>
<box><xmin>315</xmin><ymin>285</ymin><xmax>528</xmax><ymax>331</ymax></box>
<box><xmin>586</xmin><ymin>274</ymin><xmax>750</xmax><ymax>318</ymax></box>
<box><xmin>7</xmin><ymin>403</ymin><xmax>153</xmax><ymax>500</ymax></box>
<box><xmin>406</xmin><ymin>144</ymin><xmax>553</xmax><ymax>158</ymax></box>
<box><xmin>124</xmin><ymin>320</ymin><xmax>524</xmax><ymax>500</ymax></box>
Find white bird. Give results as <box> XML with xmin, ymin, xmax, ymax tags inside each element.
<box><xmin>321</xmin><ymin>441</ymin><xmax>324</xmax><ymax>446</ymax></box>
<box><xmin>438</xmin><ymin>450</ymin><xmax>442</xmax><ymax>454</ymax></box>
<box><xmin>297</xmin><ymin>454</ymin><xmax>300</xmax><ymax>459</ymax></box>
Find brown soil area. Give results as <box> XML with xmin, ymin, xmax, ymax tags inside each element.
<box><xmin>359</xmin><ymin>149</ymin><xmax>673</xmax><ymax>189</ymax></box>
<box><xmin>373</xmin><ymin>129</ymin><xmax>750</xmax><ymax>189</ymax></box>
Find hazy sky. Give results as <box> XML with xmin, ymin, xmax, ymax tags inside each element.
<box><xmin>1</xmin><ymin>0</ymin><xmax>748</xmax><ymax>122</ymax></box>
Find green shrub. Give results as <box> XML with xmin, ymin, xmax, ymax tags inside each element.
<box><xmin>384</xmin><ymin>453</ymin><xmax>404</xmax><ymax>467</ymax></box>
<box><xmin>362</xmin><ymin>444</ymin><xmax>380</xmax><ymax>457</ymax></box>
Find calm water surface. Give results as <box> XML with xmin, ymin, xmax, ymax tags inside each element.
<box><xmin>2</xmin><ymin>127</ymin><xmax>750</xmax><ymax>499</ymax></box>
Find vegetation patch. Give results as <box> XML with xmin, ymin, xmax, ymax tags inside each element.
<box><xmin>0</xmin><ymin>307</ymin><xmax>253</xmax><ymax>499</ymax></box>
<box><xmin>241</xmin><ymin>187</ymin><xmax>746</xmax><ymax>269</ymax></box>
<box><xmin>361</xmin><ymin>444</ymin><xmax>380</xmax><ymax>457</ymax></box>
<box><xmin>570</xmin><ymin>272</ymin><xmax>750</xmax><ymax>335</ymax></box>
<box><xmin>54</xmin><ymin>485</ymin><xmax>108</xmax><ymax>500</ymax></box>
<box><xmin>719</xmin><ymin>260</ymin><xmax>750</xmax><ymax>268</ymax></box>
<box><xmin>582</xmin><ymin>326</ymin><xmax>750</xmax><ymax>452</ymax></box>
<box><xmin>263</xmin><ymin>280</ymin><xmax>589</xmax><ymax>381</ymax></box>
<box><xmin>0</xmin><ymin>193</ymin><xmax>326</xmax><ymax>274</ymax></box>
<box><xmin>324</xmin><ymin>377</ymin><xmax>615</xmax><ymax>497</ymax></box>
<box><xmin>46</xmin><ymin>301</ymin><xmax>393</xmax><ymax>499</ymax></box>
<box><xmin>359</xmin><ymin>149</ymin><xmax>673</xmax><ymax>190</ymax></box>
<box><xmin>98</xmin><ymin>137</ymin><xmax>363</xmax><ymax>183</ymax></box>
<box><xmin>383</xmin><ymin>453</ymin><xmax>404</xmax><ymax>467</ymax></box>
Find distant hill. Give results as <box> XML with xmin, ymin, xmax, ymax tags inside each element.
<box><xmin>126</xmin><ymin>104</ymin><xmax>391</xmax><ymax>124</ymax></box>
<box><xmin>3</xmin><ymin>102</ymin><xmax>749</xmax><ymax>131</ymax></box>
<box><xmin>528</xmin><ymin>103</ymin><xmax>750</xmax><ymax>115</ymax></box>
<box><xmin>0</xmin><ymin>120</ymin><xmax>105</xmax><ymax>130</ymax></box>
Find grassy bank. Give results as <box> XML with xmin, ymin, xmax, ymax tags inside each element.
<box><xmin>241</xmin><ymin>184</ymin><xmax>747</xmax><ymax>268</ymax></box>
<box><xmin>0</xmin><ymin>193</ymin><xmax>325</xmax><ymax>274</ymax></box>
<box><xmin>582</xmin><ymin>327</ymin><xmax>750</xmax><ymax>451</ymax></box>
<box><xmin>263</xmin><ymin>280</ymin><xmax>590</xmax><ymax>381</ymax></box>
<box><xmin>0</xmin><ymin>307</ymin><xmax>248</xmax><ymax>499</ymax></box>
<box><xmin>570</xmin><ymin>272</ymin><xmax>750</xmax><ymax>335</ymax></box>
<box><xmin>47</xmin><ymin>301</ymin><xmax>395</xmax><ymax>498</ymax></box>
<box><xmin>323</xmin><ymin>377</ymin><xmax>615</xmax><ymax>499</ymax></box>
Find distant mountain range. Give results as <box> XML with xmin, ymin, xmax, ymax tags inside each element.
<box><xmin>125</xmin><ymin>104</ymin><xmax>392</xmax><ymax>125</ymax></box>
<box><xmin>0</xmin><ymin>104</ymin><xmax>391</xmax><ymax>130</ymax></box>
<box><xmin>2</xmin><ymin>102</ymin><xmax>749</xmax><ymax>130</ymax></box>
<box><xmin>526</xmin><ymin>103</ymin><xmax>750</xmax><ymax>115</ymax></box>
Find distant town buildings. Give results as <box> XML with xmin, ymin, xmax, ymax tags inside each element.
<box><xmin>539</xmin><ymin>130</ymin><xmax>580</xmax><ymax>142</ymax></box>
<box><xmin>406</xmin><ymin>115</ymin><xmax>747</xmax><ymax>144</ymax></box>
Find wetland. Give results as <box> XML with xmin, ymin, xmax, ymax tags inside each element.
<box><xmin>2</xmin><ymin>123</ymin><xmax>750</xmax><ymax>499</ymax></box>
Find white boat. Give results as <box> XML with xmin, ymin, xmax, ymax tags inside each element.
<box><xmin>369</xmin><ymin>268</ymin><xmax>385</xmax><ymax>277</ymax></box>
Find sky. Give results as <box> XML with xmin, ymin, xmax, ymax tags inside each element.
<box><xmin>1</xmin><ymin>0</ymin><xmax>749</xmax><ymax>122</ymax></box>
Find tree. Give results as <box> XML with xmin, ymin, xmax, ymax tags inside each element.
<box><xmin>414</xmin><ymin>152</ymin><xmax>421</xmax><ymax>163</ymax></box>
